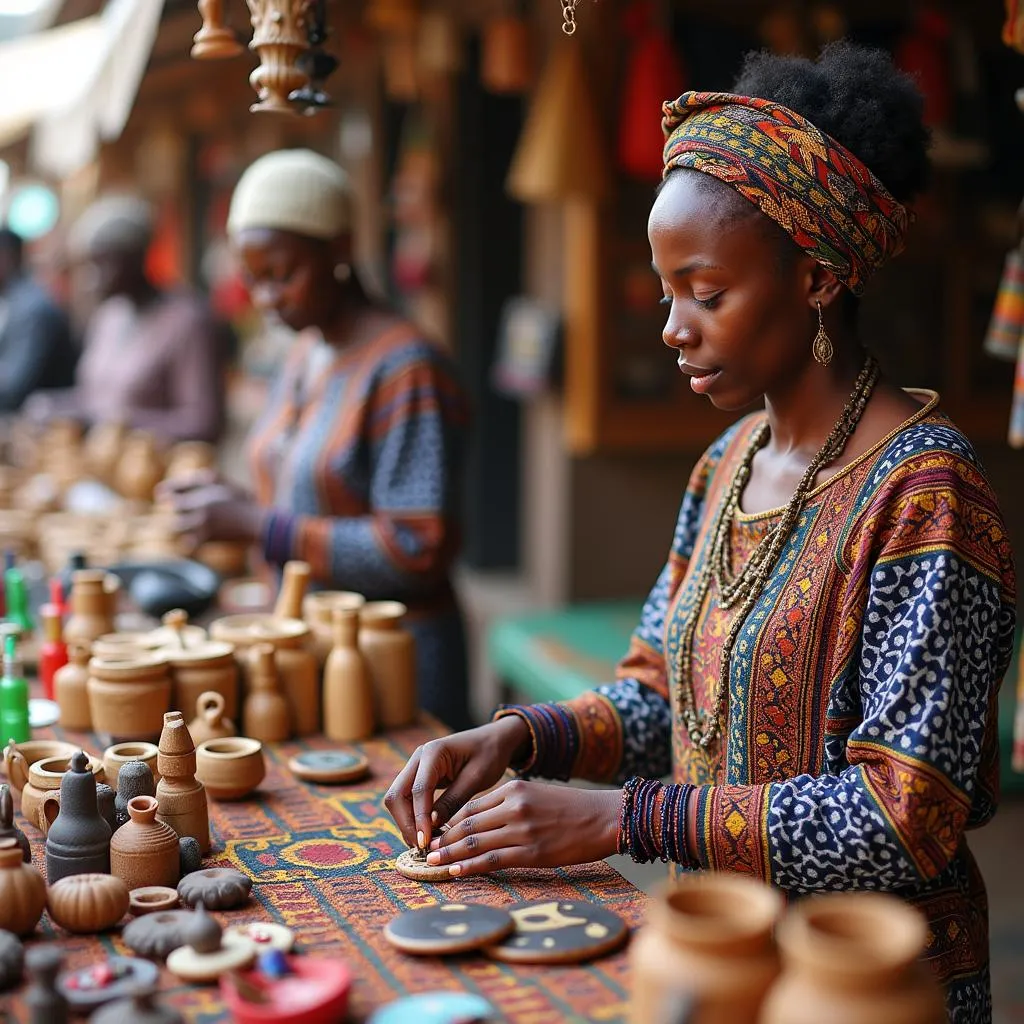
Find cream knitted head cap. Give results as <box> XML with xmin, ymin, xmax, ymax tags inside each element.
<box><xmin>227</xmin><ymin>149</ymin><xmax>353</xmax><ymax>241</ymax></box>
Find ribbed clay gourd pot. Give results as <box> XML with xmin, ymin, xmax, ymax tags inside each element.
<box><xmin>46</xmin><ymin>873</ymin><xmax>129</xmax><ymax>933</ymax></box>
<box><xmin>111</xmin><ymin>795</ymin><xmax>180</xmax><ymax>891</ymax></box>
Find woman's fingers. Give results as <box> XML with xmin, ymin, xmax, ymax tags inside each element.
<box><xmin>383</xmin><ymin>750</ymin><xmax>423</xmax><ymax>847</ymax></box>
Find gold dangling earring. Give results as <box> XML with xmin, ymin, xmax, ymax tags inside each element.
<box><xmin>812</xmin><ymin>300</ymin><xmax>834</xmax><ymax>366</ymax></box>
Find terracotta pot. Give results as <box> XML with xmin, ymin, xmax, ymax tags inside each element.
<box><xmin>87</xmin><ymin>652</ymin><xmax>172</xmax><ymax>745</ymax></box>
<box><xmin>103</xmin><ymin>742</ymin><xmax>160</xmax><ymax>790</ymax></box>
<box><xmin>188</xmin><ymin>691</ymin><xmax>236</xmax><ymax>746</ymax></box>
<box><xmin>164</xmin><ymin>641</ymin><xmax>239</xmax><ymax>721</ymax></box>
<box><xmin>111</xmin><ymin>795</ymin><xmax>180</xmax><ymax>892</ymax></box>
<box><xmin>20</xmin><ymin>752</ymin><xmax>104</xmax><ymax>835</ymax></box>
<box><xmin>64</xmin><ymin>570</ymin><xmax>119</xmax><ymax>644</ymax></box>
<box><xmin>760</xmin><ymin>892</ymin><xmax>946</xmax><ymax>1024</ymax></box>
<box><xmin>629</xmin><ymin>874</ymin><xmax>782</xmax><ymax>1024</ymax></box>
<box><xmin>209</xmin><ymin>615</ymin><xmax>319</xmax><ymax>736</ymax></box>
<box><xmin>195</xmin><ymin>737</ymin><xmax>265</xmax><ymax>800</ymax></box>
<box><xmin>46</xmin><ymin>872</ymin><xmax>129</xmax><ymax>933</ymax></box>
<box><xmin>359</xmin><ymin>601</ymin><xmax>416</xmax><ymax>729</ymax></box>
<box><xmin>303</xmin><ymin>591</ymin><xmax>366</xmax><ymax>665</ymax></box>
<box><xmin>0</xmin><ymin>838</ymin><xmax>45</xmax><ymax>935</ymax></box>
<box><xmin>53</xmin><ymin>641</ymin><xmax>93</xmax><ymax>730</ymax></box>
<box><xmin>3</xmin><ymin>739</ymin><xmax>81</xmax><ymax>794</ymax></box>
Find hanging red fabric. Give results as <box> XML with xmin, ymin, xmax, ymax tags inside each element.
<box><xmin>894</xmin><ymin>6</ymin><xmax>951</xmax><ymax>129</ymax></box>
<box><xmin>617</xmin><ymin>0</ymin><xmax>687</xmax><ymax>181</ymax></box>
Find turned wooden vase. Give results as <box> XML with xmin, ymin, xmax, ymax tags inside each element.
<box><xmin>359</xmin><ymin>601</ymin><xmax>416</xmax><ymax>729</ymax></box>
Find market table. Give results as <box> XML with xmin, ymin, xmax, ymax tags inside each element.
<box><xmin>5</xmin><ymin>718</ymin><xmax>646</xmax><ymax>1023</ymax></box>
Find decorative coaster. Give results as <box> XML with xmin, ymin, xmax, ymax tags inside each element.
<box><xmin>166</xmin><ymin>933</ymin><xmax>256</xmax><ymax>982</ymax></box>
<box><xmin>128</xmin><ymin>886</ymin><xmax>179</xmax><ymax>915</ymax></box>
<box><xmin>224</xmin><ymin>921</ymin><xmax>295</xmax><ymax>953</ymax></box>
<box><xmin>395</xmin><ymin>848</ymin><xmax>456</xmax><ymax>882</ymax></box>
<box><xmin>288</xmin><ymin>749</ymin><xmax>370</xmax><ymax>784</ymax></box>
<box><xmin>368</xmin><ymin>991</ymin><xmax>497</xmax><ymax>1024</ymax></box>
<box><xmin>484</xmin><ymin>900</ymin><xmax>628</xmax><ymax>965</ymax></box>
<box><xmin>57</xmin><ymin>956</ymin><xmax>159</xmax><ymax>1011</ymax></box>
<box><xmin>384</xmin><ymin>904</ymin><xmax>513</xmax><ymax>956</ymax></box>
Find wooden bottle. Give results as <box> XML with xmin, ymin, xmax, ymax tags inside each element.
<box><xmin>155</xmin><ymin>712</ymin><xmax>210</xmax><ymax>854</ymax></box>
<box><xmin>323</xmin><ymin>608</ymin><xmax>375</xmax><ymax>742</ymax></box>
<box><xmin>242</xmin><ymin>644</ymin><xmax>291</xmax><ymax>743</ymax></box>
<box><xmin>54</xmin><ymin>641</ymin><xmax>92</xmax><ymax>730</ymax></box>
<box><xmin>273</xmin><ymin>561</ymin><xmax>311</xmax><ymax>620</ymax></box>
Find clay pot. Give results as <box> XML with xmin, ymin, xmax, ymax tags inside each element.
<box><xmin>44</xmin><ymin>750</ymin><xmax>112</xmax><ymax>884</ymax></box>
<box><xmin>165</xmin><ymin>641</ymin><xmax>239</xmax><ymax>721</ymax></box>
<box><xmin>111</xmin><ymin>795</ymin><xmax>180</xmax><ymax>892</ymax></box>
<box><xmin>155</xmin><ymin>712</ymin><xmax>210</xmax><ymax>854</ymax></box>
<box><xmin>19</xmin><ymin>752</ymin><xmax>104</xmax><ymax>836</ymax></box>
<box><xmin>209</xmin><ymin>615</ymin><xmax>319</xmax><ymax>736</ymax></box>
<box><xmin>103</xmin><ymin>742</ymin><xmax>160</xmax><ymax>790</ymax></box>
<box><xmin>53</xmin><ymin>641</ymin><xmax>92</xmax><ymax>730</ymax></box>
<box><xmin>0</xmin><ymin>839</ymin><xmax>45</xmax><ymax>936</ymax></box>
<box><xmin>46</xmin><ymin>873</ymin><xmax>129</xmax><ymax>933</ymax></box>
<box><xmin>303</xmin><ymin>590</ymin><xmax>365</xmax><ymax>665</ymax></box>
<box><xmin>241</xmin><ymin>643</ymin><xmax>290</xmax><ymax>743</ymax></box>
<box><xmin>188</xmin><ymin>692</ymin><xmax>236</xmax><ymax>746</ymax></box>
<box><xmin>115</xmin><ymin>431</ymin><xmax>165</xmax><ymax>503</ymax></box>
<box><xmin>359</xmin><ymin>601</ymin><xmax>417</xmax><ymax>728</ymax></box>
<box><xmin>195</xmin><ymin>738</ymin><xmax>265</xmax><ymax>801</ymax></box>
<box><xmin>760</xmin><ymin>892</ymin><xmax>946</xmax><ymax>1024</ymax></box>
<box><xmin>87</xmin><ymin>651</ymin><xmax>172</xmax><ymax>744</ymax></box>
<box><xmin>91</xmin><ymin>632</ymin><xmax>164</xmax><ymax>658</ymax></box>
<box><xmin>2</xmin><ymin>740</ymin><xmax>81</xmax><ymax>795</ymax></box>
<box><xmin>115</xmin><ymin>760</ymin><xmax>157</xmax><ymax>830</ymax></box>
<box><xmin>629</xmin><ymin>874</ymin><xmax>783</xmax><ymax>1024</ymax></box>
<box><xmin>323</xmin><ymin>608</ymin><xmax>375</xmax><ymax>742</ymax></box>
<box><xmin>64</xmin><ymin>570</ymin><xmax>119</xmax><ymax>644</ymax></box>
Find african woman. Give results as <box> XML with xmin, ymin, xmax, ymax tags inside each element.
<box><xmin>386</xmin><ymin>42</ymin><xmax>1015</xmax><ymax>1023</ymax></box>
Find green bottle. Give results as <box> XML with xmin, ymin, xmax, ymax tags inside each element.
<box><xmin>4</xmin><ymin>557</ymin><xmax>33</xmax><ymax>636</ymax></box>
<box><xmin>0</xmin><ymin>633</ymin><xmax>29</xmax><ymax>744</ymax></box>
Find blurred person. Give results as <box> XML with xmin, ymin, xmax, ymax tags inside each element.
<box><xmin>0</xmin><ymin>227</ymin><xmax>77</xmax><ymax>412</ymax></box>
<box><xmin>24</xmin><ymin>195</ymin><xmax>225</xmax><ymax>443</ymax></box>
<box><xmin>161</xmin><ymin>150</ymin><xmax>472</xmax><ymax>730</ymax></box>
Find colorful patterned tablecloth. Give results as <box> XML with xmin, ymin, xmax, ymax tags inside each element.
<box><xmin>4</xmin><ymin>720</ymin><xmax>646</xmax><ymax>1022</ymax></box>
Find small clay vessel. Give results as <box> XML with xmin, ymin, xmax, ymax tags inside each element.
<box><xmin>188</xmin><ymin>691</ymin><xmax>236</xmax><ymax>746</ymax></box>
<box><xmin>303</xmin><ymin>590</ymin><xmax>365</xmax><ymax>665</ymax></box>
<box><xmin>0</xmin><ymin>838</ymin><xmax>45</xmax><ymax>936</ymax></box>
<box><xmin>178</xmin><ymin>837</ymin><xmax>202</xmax><ymax>877</ymax></box>
<box><xmin>128</xmin><ymin>885</ymin><xmax>179</xmax><ymax>916</ymax></box>
<box><xmin>359</xmin><ymin>601</ymin><xmax>417</xmax><ymax>728</ymax></box>
<box><xmin>44</xmin><ymin>751</ymin><xmax>112</xmax><ymax>884</ymax></box>
<box><xmin>273</xmin><ymin>560</ymin><xmax>311</xmax><ymax>620</ymax></box>
<box><xmin>0</xmin><ymin>784</ymin><xmax>30</xmax><ymax>862</ymax></box>
<box><xmin>323</xmin><ymin>607</ymin><xmax>375</xmax><ymax>741</ymax></box>
<box><xmin>26</xmin><ymin>753</ymin><xmax>104</xmax><ymax>837</ymax></box>
<box><xmin>242</xmin><ymin>643</ymin><xmax>291</xmax><ymax>742</ymax></box>
<box><xmin>24</xmin><ymin>944</ymin><xmax>67</xmax><ymax>1024</ymax></box>
<box><xmin>64</xmin><ymin>571</ymin><xmax>118</xmax><ymax>644</ymax></box>
<box><xmin>163</xmin><ymin>628</ymin><xmax>239</xmax><ymax>721</ymax></box>
<box><xmin>2</xmin><ymin>739</ymin><xmax>81</xmax><ymax>795</ymax></box>
<box><xmin>90</xmin><ymin>988</ymin><xmax>184</xmax><ymax>1024</ymax></box>
<box><xmin>155</xmin><ymin>712</ymin><xmax>210</xmax><ymax>854</ymax></box>
<box><xmin>95</xmin><ymin>783</ymin><xmax>117</xmax><ymax>834</ymax></box>
<box><xmin>760</xmin><ymin>892</ymin><xmax>946</xmax><ymax>1024</ymax></box>
<box><xmin>53</xmin><ymin>641</ymin><xmax>92</xmax><ymax>730</ymax></box>
<box><xmin>104</xmin><ymin>742</ymin><xmax>160</xmax><ymax>790</ymax></box>
<box><xmin>629</xmin><ymin>874</ymin><xmax>782</xmax><ymax>1024</ymax></box>
<box><xmin>87</xmin><ymin>651</ymin><xmax>172</xmax><ymax>745</ymax></box>
<box><xmin>46</xmin><ymin>873</ymin><xmax>128</xmax><ymax>933</ymax></box>
<box><xmin>148</xmin><ymin>610</ymin><xmax>207</xmax><ymax>650</ymax></box>
<box><xmin>195</xmin><ymin>737</ymin><xmax>265</xmax><ymax>800</ymax></box>
<box><xmin>115</xmin><ymin>760</ymin><xmax>157</xmax><ymax>830</ymax></box>
<box><xmin>0</xmin><ymin>927</ymin><xmax>23</xmax><ymax>990</ymax></box>
<box><xmin>111</xmin><ymin>795</ymin><xmax>180</xmax><ymax>891</ymax></box>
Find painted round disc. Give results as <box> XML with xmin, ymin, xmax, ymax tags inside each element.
<box><xmin>384</xmin><ymin>903</ymin><xmax>514</xmax><ymax>955</ymax></box>
<box><xmin>224</xmin><ymin>921</ymin><xmax>295</xmax><ymax>953</ymax></box>
<box><xmin>368</xmin><ymin>992</ymin><xmax>497</xmax><ymax>1024</ymax></box>
<box><xmin>484</xmin><ymin>900</ymin><xmax>628</xmax><ymax>965</ymax></box>
<box><xmin>57</xmin><ymin>956</ymin><xmax>159</xmax><ymax>1010</ymax></box>
<box><xmin>29</xmin><ymin>698</ymin><xmax>59</xmax><ymax>728</ymax></box>
<box><xmin>288</xmin><ymin>749</ymin><xmax>369</xmax><ymax>783</ymax></box>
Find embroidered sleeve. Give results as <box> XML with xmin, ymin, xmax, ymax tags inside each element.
<box><xmin>687</xmin><ymin>457</ymin><xmax>1016</xmax><ymax>889</ymax></box>
<box><xmin>493</xmin><ymin>425</ymin><xmax>741</xmax><ymax>784</ymax></box>
<box><xmin>261</xmin><ymin>343</ymin><xmax>469</xmax><ymax>594</ymax></box>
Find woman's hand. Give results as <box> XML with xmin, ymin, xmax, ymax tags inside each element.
<box><xmin>384</xmin><ymin>717</ymin><xmax>531</xmax><ymax>850</ymax></box>
<box><xmin>157</xmin><ymin>470</ymin><xmax>263</xmax><ymax>548</ymax></box>
<box><xmin>425</xmin><ymin>781</ymin><xmax>622</xmax><ymax>877</ymax></box>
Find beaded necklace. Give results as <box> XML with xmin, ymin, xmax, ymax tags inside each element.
<box><xmin>675</xmin><ymin>353</ymin><xmax>880</xmax><ymax>749</ymax></box>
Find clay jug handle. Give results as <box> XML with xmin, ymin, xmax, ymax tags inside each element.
<box><xmin>3</xmin><ymin>742</ymin><xmax>28</xmax><ymax>793</ymax></box>
<box><xmin>39</xmin><ymin>792</ymin><xmax>61</xmax><ymax>834</ymax></box>
<box><xmin>198</xmin><ymin>691</ymin><xmax>225</xmax><ymax>724</ymax></box>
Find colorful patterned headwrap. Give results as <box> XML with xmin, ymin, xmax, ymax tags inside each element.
<box><xmin>661</xmin><ymin>91</ymin><xmax>911</xmax><ymax>295</ymax></box>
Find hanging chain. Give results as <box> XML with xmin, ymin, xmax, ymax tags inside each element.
<box><xmin>561</xmin><ymin>0</ymin><xmax>578</xmax><ymax>34</ymax></box>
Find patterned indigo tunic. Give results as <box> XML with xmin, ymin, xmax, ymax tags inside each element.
<box><xmin>501</xmin><ymin>394</ymin><xmax>1016</xmax><ymax>1024</ymax></box>
<box><xmin>248</xmin><ymin>323</ymin><xmax>472</xmax><ymax>730</ymax></box>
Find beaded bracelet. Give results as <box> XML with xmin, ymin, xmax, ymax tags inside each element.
<box><xmin>617</xmin><ymin>777</ymin><xmax>696</xmax><ymax>865</ymax></box>
<box><xmin>492</xmin><ymin>704</ymin><xmax>579</xmax><ymax>780</ymax></box>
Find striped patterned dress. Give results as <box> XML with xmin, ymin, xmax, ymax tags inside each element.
<box><xmin>501</xmin><ymin>395</ymin><xmax>1016</xmax><ymax>1024</ymax></box>
<box><xmin>248</xmin><ymin>322</ymin><xmax>472</xmax><ymax>730</ymax></box>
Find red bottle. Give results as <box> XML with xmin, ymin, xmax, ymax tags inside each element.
<box><xmin>38</xmin><ymin>603</ymin><xmax>67</xmax><ymax>702</ymax></box>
